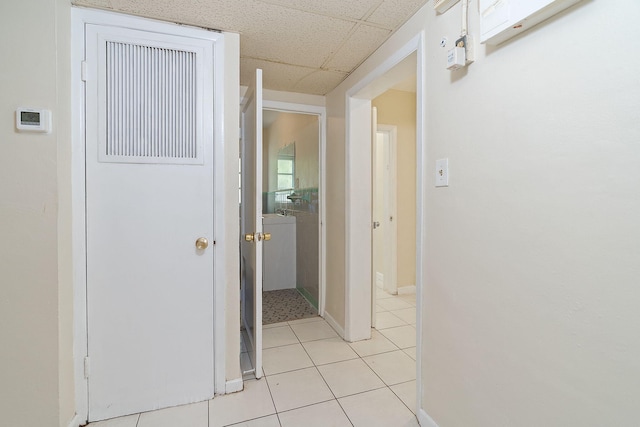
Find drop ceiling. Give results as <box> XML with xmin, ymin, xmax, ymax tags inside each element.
<box><xmin>72</xmin><ymin>0</ymin><xmax>427</xmax><ymax>95</ymax></box>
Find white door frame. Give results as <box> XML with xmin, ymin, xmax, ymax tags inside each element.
<box><xmin>344</xmin><ymin>31</ymin><xmax>426</xmax><ymax>417</ymax></box>
<box><xmin>71</xmin><ymin>8</ymin><xmax>228</xmax><ymax>422</ymax></box>
<box><xmin>262</xmin><ymin>100</ymin><xmax>327</xmax><ymax>317</ymax></box>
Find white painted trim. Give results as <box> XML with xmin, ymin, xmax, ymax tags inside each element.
<box><xmin>344</xmin><ymin>29</ymin><xmax>427</xmax><ymax>419</ymax></box>
<box><xmin>398</xmin><ymin>285</ymin><xmax>417</xmax><ymax>295</ymax></box>
<box><xmin>262</xmin><ymin>100</ymin><xmax>327</xmax><ymax>317</ymax></box>
<box><xmin>225</xmin><ymin>378</ymin><xmax>244</xmax><ymax>394</ymax></box>
<box><xmin>71</xmin><ymin>7</ymin><xmax>229</xmax><ymax>420</ymax></box>
<box><xmin>344</xmin><ymin>96</ymin><xmax>373</xmax><ymax>342</ymax></box>
<box><xmin>322</xmin><ymin>311</ymin><xmax>345</xmax><ymax>340</ymax></box>
<box><xmin>418</xmin><ymin>408</ymin><xmax>440</xmax><ymax>427</ymax></box>
<box><xmin>213</xmin><ymin>25</ymin><xmax>228</xmax><ymax>398</ymax></box>
<box><xmin>67</xmin><ymin>414</ymin><xmax>81</xmax><ymax>427</ymax></box>
<box><xmin>415</xmin><ymin>30</ymin><xmax>428</xmax><ymax>425</ymax></box>
<box><xmin>71</xmin><ymin>9</ymin><xmax>89</xmax><ymax>423</ymax></box>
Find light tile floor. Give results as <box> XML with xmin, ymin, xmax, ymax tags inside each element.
<box><xmin>89</xmin><ymin>289</ymin><xmax>417</xmax><ymax>427</ymax></box>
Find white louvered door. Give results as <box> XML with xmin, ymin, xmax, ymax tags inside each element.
<box><xmin>85</xmin><ymin>24</ymin><xmax>216</xmax><ymax>421</ymax></box>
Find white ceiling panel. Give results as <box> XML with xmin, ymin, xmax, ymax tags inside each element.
<box><xmin>324</xmin><ymin>24</ymin><xmax>392</xmax><ymax>73</ymax></box>
<box><xmin>259</xmin><ymin>0</ymin><xmax>381</xmax><ymax>22</ymax></box>
<box><xmin>237</xmin><ymin>3</ymin><xmax>356</xmax><ymax>68</ymax></box>
<box><xmin>106</xmin><ymin>0</ymin><xmax>255</xmax><ymax>31</ymax></box>
<box><xmin>241</xmin><ymin>57</ymin><xmax>316</xmax><ymax>93</ymax></box>
<box><xmin>73</xmin><ymin>0</ymin><xmax>428</xmax><ymax>95</ymax></box>
<box><xmin>366</xmin><ymin>0</ymin><xmax>426</xmax><ymax>28</ymax></box>
<box><xmin>293</xmin><ymin>69</ymin><xmax>349</xmax><ymax>95</ymax></box>
<box><xmin>77</xmin><ymin>0</ymin><xmax>113</xmax><ymax>7</ymax></box>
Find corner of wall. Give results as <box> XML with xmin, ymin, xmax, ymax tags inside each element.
<box><xmin>222</xmin><ymin>31</ymin><xmax>241</xmax><ymax>385</ymax></box>
<box><xmin>56</xmin><ymin>0</ymin><xmax>76</xmax><ymax>424</ymax></box>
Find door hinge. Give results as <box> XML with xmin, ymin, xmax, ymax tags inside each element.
<box><xmin>84</xmin><ymin>356</ymin><xmax>90</xmax><ymax>379</ymax></box>
<box><xmin>81</xmin><ymin>61</ymin><xmax>87</xmax><ymax>82</ymax></box>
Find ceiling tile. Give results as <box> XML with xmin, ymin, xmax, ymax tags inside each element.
<box><xmin>366</xmin><ymin>0</ymin><xmax>427</xmax><ymax>29</ymax></box>
<box><xmin>324</xmin><ymin>24</ymin><xmax>391</xmax><ymax>73</ymax></box>
<box><xmin>240</xmin><ymin>57</ymin><xmax>315</xmax><ymax>93</ymax></box>
<box><xmin>237</xmin><ymin>3</ymin><xmax>356</xmax><ymax>68</ymax></box>
<box><xmin>294</xmin><ymin>70</ymin><xmax>348</xmax><ymax>95</ymax></box>
<box><xmin>259</xmin><ymin>0</ymin><xmax>380</xmax><ymax>21</ymax></box>
<box><xmin>108</xmin><ymin>0</ymin><xmax>356</xmax><ymax>68</ymax></box>
<box><xmin>106</xmin><ymin>0</ymin><xmax>257</xmax><ymax>31</ymax></box>
<box><xmin>73</xmin><ymin>0</ymin><xmax>113</xmax><ymax>8</ymax></box>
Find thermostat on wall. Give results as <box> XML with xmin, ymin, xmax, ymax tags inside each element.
<box><xmin>16</xmin><ymin>108</ymin><xmax>51</xmax><ymax>133</ymax></box>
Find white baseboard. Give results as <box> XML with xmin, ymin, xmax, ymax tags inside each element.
<box><xmin>398</xmin><ymin>285</ymin><xmax>416</xmax><ymax>295</ymax></box>
<box><xmin>67</xmin><ymin>414</ymin><xmax>81</xmax><ymax>427</ymax></box>
<box><xmin>225</xmin><ymin>378</ymin><xmax>244</xmax><ymax>394</ymax></box>
<box><xmin>418</xmin><ymin>408</ymin><xmax>439</xmax><ymax>427</ymax></box>
<box><xmin>323</xmin><ymin>311</ymin><xmax>345</xmax><ymax>339</ymax></box>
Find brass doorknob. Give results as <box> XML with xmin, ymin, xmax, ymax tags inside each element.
<box><xmin>263</xmin><ymin>233</ymin><xmax>272</xmax><ymax>241</ymax></box>
<box><xmin>195</xmin><ymin>237</ymin><xmax>209</xmax><ymax>250</ymax></box>
<box><xmin>244</xmin><ymin>233</ymin><xmax>255</xmax><ymax>242</ymax></box>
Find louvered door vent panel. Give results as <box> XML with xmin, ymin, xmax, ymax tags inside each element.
<box><xmin>103</xmin><ymin>41</ymin><xmax>201</xmax><ymax>164</ymax></box>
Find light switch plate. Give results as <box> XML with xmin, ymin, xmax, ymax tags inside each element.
<box><xmin>435</xmin><ymin>158</ymin><xmax>449</xmax><ymax>187</ymax></box>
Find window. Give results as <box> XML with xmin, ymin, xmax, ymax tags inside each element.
<box><xmin>277</xmin><ymin>158</ymin><xmax>294</xmax><ymax>190</ymax></box>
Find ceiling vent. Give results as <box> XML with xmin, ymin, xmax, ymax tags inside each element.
<box><xmin>434</xmin><ymin>0</ymin><xmax>461</xmax><ymax>14</ymax></box>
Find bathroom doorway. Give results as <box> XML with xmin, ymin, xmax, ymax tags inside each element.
<box><xmin>261</xmin><ymin>109</ymin><xmax>321</xmax><ymax>324</ymax></box>
<box><xmin>240</xmin><ymin>99</ymin><xmax>326</xmax><ymax>379</ymax></box>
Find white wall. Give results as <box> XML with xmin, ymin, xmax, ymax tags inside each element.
<box><xmin>0</xmin><ymin>0</ymin><xmax>74</xmax><ymax>426</ymax></box>
<box><xmin>327</xmin><ymin>0</ymin><xmax>640</xmax><ymax>425</ymax></box>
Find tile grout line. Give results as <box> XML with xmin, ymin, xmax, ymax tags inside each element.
<box><xmin>375</xmin><ymin>292</ymin><xmax>419</xmax><ymax>421</ymax></box>
<box><xmin>262</xmin><ymin>375</ymin><xmax>283</xmax><ymax>427</ymax></box>
<box><xmin>297</xmin><ymin>329</ymin><xmax>355</xmax><ymax>426</ymax></box>
<box><xmin>262</xmin><ymin>295</ymin><xmax>416</xmax><ymax>425</ymax></box>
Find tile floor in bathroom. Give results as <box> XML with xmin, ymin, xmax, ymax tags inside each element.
<box><xmin>89</xmin><ymin>288</ymin><xmax>417</xmax><ymax>427</ymax></box>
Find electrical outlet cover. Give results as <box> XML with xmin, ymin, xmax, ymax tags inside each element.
<box><xmin>436</xmin><ymin>158</ymin><xmax>449</xmax><ymax>187</ymax></box>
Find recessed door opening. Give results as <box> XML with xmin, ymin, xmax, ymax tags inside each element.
<box><xmin>261</xmin><ymin>110</ymin><xmax>321</xmax><ymax>324</ymax></box>
<box><xmin>240</xmin><ymin>94</ymin><xmax>326</xmax><ymax>380</ymax></box>
<box><xmin>345</xmin><ymin>42</ymin><xmax>423</xmax><ymax>419</ymax></box>
<box><xmin>370</xmin><ymin>84</ymin><xmax>419</xmax><ymax>413</ymax></box>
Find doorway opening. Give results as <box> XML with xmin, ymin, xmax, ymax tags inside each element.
<box><xmin>344</xmin><ymin>32</ymin><xmax>426</xmax><ymax>419</ymax></box>
<box><xmin>240</xmin><ymin>98</ymin><xmax>327</xmax><ymax>380</ymax></box>
<box><xmin>261</xmin><ymin>109</ymin><xmax>321</xmax><ymax>323</ymax></box>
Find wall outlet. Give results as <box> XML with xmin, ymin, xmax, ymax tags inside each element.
<box><xmin>436</xmin><ymin>159</ymin><xmax>449</xmax><ymax>187</ymax></box>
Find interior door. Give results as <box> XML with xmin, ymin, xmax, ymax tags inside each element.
<box><xmin>84</xmin><ymin>24</ymin><xmax>216</xmax><ymax>421</ymax></box>
<box><xmin>241</xmin><ymin>69</ymin><xmax>264</xmax><ymax>378</ymax></box>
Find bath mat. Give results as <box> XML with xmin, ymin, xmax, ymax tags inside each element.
<box><xmin>263</xmin><ymin>289</ymin><xmax>318</xmax><ymax>324</ymax></box>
